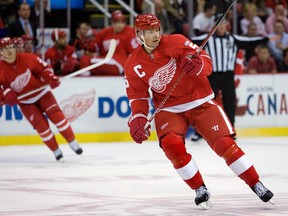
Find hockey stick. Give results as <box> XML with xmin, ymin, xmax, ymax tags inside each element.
<box><xmin>144</xmin><ymin>0</ymin><xmax>236</xmax><ymax>129</ymax></box>
<box><xmin>16</xmin><ymin>39</ymin><xmax>117</xmax><ymax>101</ymax></box>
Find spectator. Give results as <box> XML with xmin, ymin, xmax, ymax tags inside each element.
<box><xmin>89</xmin><ymin>10</ymin><xmax>139</xmax><ymax>76</ymax></box>
<box><xmin>193</xmin><ymin>0</ymin><xmax>206</xmax><ymax>15</ymax></box>
<box><xmin>267</xmin><ymin>19</ymin><xmax>288</xmax><ymax>66</ymax></box>
<box><xmin>249</xmin><ymin>0</ymin><xmax>269</xmax><ymax>21</ymax></box>
<box><xmin>278</xmin><ymin>48</ymin><xmax>288</xmax><ymax>72</ymax></box>
<box><xmin>29</xmin><ymin>0</ymin><xmax>56</xmax><ymax>27</ymax></box>
<box><xmin>242</xmin><ymin>22</ymin><xmax>263</xmax><ymax>64</ymax></box>
<box><xmin>246</xmin><ymin>44</ymin><xmax>277</xmax><ymax>74</ymax></box>
<box><xmin>45</xmin><ymin>29</ymin><xmax>79</xmax><ymax>76</ymax></box>
<box><xmin>240</xmin><ymin>3</ymin><xmax>266</xmax><ymax>36</ymax></box>
<box><xmin>245</xmin><ymin>22</ymin><xmax>259</xmax><ymax>37</ymax></box>
<box><xmin>163</xmin><ymin>0</ymin><xmax>187</xmax><ymax>34</ymax></box>
<box><xmin>7</xmin><ymin>2</ymin><xmax>37</xmax><ymax>42</ymax></box>
<box><xmin>142</xmin><ymin>0</ymin><xmax>175</xmax><ymax>34</ymax></box>
<box><xmin>265</xmin><ymin>3</ymin><xmax>288</xmax><ymax>34</ymax></box>
<box><xmin>265</xmin><ymin>0</ymin><xmax>287</xmax><ymax>16</ymax></box>
<box><xmin>193</xmin><ymin>0</ymin><xmax>217</xmax><ymax>36</ymax></box>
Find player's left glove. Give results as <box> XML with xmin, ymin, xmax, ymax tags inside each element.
<box><xmin>180</xmin><ymin>55</ymin><xmax>203</xmax><ymax>77</ymax></box>
<box><xmin>41</xmin><ymin>71</ymin><xmax>61</xmax><ymax>89</ymax></box>
<box><xmin>128</xmin><ymin>113</ymin><xmax>151</xmax><ymax>144</ymax></box>
<box><xmin>0</xmin><ymin>88</ymin><xmax>18</xmax><ymax>106</ymax></box>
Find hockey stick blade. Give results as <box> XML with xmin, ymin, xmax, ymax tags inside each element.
<box><xmin>16</xmin><ymin>39</ymin><xmax>117</xmax><ymax>101</ymax></box>
<box><xmin>144</xmin><ymin>0</ymin><xmax>236</xmax><ymax>130</ymax></box>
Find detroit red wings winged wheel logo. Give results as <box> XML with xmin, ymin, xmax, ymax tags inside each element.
<box><xmin>60</xmin><ymin>89</ymin><xmax>96</xmax><ymax>122</ymax></box>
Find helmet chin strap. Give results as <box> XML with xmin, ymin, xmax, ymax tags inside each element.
<box><xmin>137</xmin><ymin>30</ymin><xmax>160</xmax><ymax>51</ymax></box>
<box><xmin>141</xmin><ymin>36</ymin><xmax>155</xmax><ymax>50</ymax></box>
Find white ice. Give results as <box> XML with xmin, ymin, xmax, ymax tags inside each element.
<box><xmin>0</xmin><ymin>136</ymin><xmax>287</xmax><ymax>216</ymax></box>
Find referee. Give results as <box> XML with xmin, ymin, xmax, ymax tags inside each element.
<box><xmin>191</xmin><ymin>19</ymin><xmax>268</xmax><ymax>141</ymax></box>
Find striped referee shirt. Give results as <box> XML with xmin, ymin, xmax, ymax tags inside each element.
<box><xmin>191</xmin><ymin>33</ymin><xmax>268</xmax><ymax>73</ymax></box>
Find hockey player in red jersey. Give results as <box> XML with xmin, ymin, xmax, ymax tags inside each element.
<box><xmin>124</xmin><ymin>14</ymin><xmax>273</xmax><ymax>209</ymax></box>
<box><xmin>0</xmin><ymin>37</ymin><xmax>83</xmax><ymax>161</ymax></box>
<box><xmin>45</xmin><ymin>29</ymin><xmax>79</xmax><ymax>76</ymax></box>
<box><xmin>84</xmin><ymin>10</ymin><xmax>139</xmax><ymax>75</ymax></box>
<box><xmin>79</xmin><ymin>41</ymin><xmax>98</xmax><ymax>76</ymax></box>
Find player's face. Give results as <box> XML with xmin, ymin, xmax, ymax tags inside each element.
<box><xmin>24</xmin><ymin>42</ymin><xmax>34</xmax><ymax>53</ymax></box>
<box><xmin>112</xmin><ymin>21</ymin><xmax>126</xmax><ymax>33</ymax></box>
<box><xmin>142</xmin><ymin>28</ymin><xmax>161</xmax><ymax>49</ymax></box>
<box><xmin>56</xmin><ymin>37</ymin><xmax>67</xmax><ymax>50</ymax></box>
<box><xmin>78</xmin><ymin>23</ymin><xmax>89</xmax><ymax>37</ymax></box>
<box><xmin>0</xmin><ymin>45</ymin><xmax>17</xmax><ymax>63</ymax></box>
<box><xmin>15</xmin><ymin>44</ymin><xmax>25</xmax><ymax>53</ymax></box>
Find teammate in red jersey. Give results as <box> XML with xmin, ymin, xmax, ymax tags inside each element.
<box><xmin>85</xmin><ymin>10</ymin><xmax>139</xmax><ymax>75</ymax></box>
<box><xmin>79</xmin><ymin>41</ymin><xmax>98</xmax><ymax>76</ymax></box>
<box><xmin>45</xmin><ymin>29</ymin><xmax>79</xmax><ymax>76</ymax></box>
<box><xmin>124</xmin><ymin>14</ymin><xmax>274</xmax><ymax>209</ymax></box>
<box><xmin>0</xmin><ymin>37</ymin><xmax>83</xmax><ymax>161</ymax></box>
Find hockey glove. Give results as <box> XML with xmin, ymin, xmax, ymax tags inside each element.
<box><xmin>1</xmin><ymin>88</ymin><xmax>18</xmax><ymax>106</ymax></box>
<box><xmin>41</xmin><ymin>71</ymin><xmax>61</xmax><ymax>89</ymax></box>
<box><xmin>180</xmin><ymin>55</ymin><xmax>203</xmax><ymax>77</ymax></box>
<box><xmin>128</xmin><ymin>113</ymin><xmax>151</xmax><ymax>144</ymax></box>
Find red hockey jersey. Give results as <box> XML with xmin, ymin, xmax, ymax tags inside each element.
<box><xmin>94</xmin><ymin>25</ymin><xmax>139</xmax><ymax>67</ymax></box>
<box><xmin>44</xmin><ymin>45</ymin><xmax>78</xmax><ymax>75</ymax></box>
<box><xmin>124</xmin><ymin>34</ymin><xmax>214</xmax><ymax>115</ymax></box>
<box><xmin>0</xmin><ymin>52</ymin><xmax>54</xmax><ymax>103</ymax></box>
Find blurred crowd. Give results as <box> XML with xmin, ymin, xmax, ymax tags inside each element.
<box><xmin>1</xmin><ymin>0</ymin><xmax>288</xmax><ymax>76</ymax></box>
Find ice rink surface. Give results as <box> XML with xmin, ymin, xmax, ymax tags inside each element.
<box><xmin>0</xmin><ymin>136</ymin><xmax>287</xmax><ymax>216</ymax></box>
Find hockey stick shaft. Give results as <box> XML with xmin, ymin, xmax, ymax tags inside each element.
<box><xmin>17</xmin><ymin>39</ymin><xmax>117</xmax><ymax>100</ymax></box>
<box><xmin>144</xmin><ymin>0</ymin><xmax>236</xmax><ymax>129</ymax></box>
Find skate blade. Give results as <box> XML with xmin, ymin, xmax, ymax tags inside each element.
<box><xmin>200</xmin><ymin>200</ymin><xmax>212</xmax><ymax>210</ymax></box>
<box><xmin>57</xmin><ymin>158</ymin><xmax>65</xmax><ymax>163</ymax></box>
<box><xmin>268</xmin><ymin>199</ymin><xmax>275</xmax><ymax>205</ymax></box>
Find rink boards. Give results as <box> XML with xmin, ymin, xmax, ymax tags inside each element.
<box><xmin>0</xmin><ymin>74</ymin><xmax>287</xmax><ymax>145</ymax></box>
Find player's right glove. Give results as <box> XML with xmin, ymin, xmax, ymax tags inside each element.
<box><xmin>180</xmin><ymin>55</ymin><xmax>203</xmax><ymax>77</ymax></box>
<box><xmin>41</xmin><ymin>71</ymin><xmax>61</xmax><ymax>89</ymax></box>
<box><xmin>0</xmin><ymin>88</ymin><xmax>18</xmax><ymax>106</ymax></box>
<box><xmin>128</xmin><ymin>113</ymin><xmax>151</xmax><ymax>144</ymax></box>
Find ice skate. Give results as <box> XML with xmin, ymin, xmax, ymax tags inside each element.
<box><xmin>252</xmin><ymin>182</ymin><xmax>274</xmax><ymax>204</ymax></box>
<box><xmin>195</xmin><ymin>185</ymin><xmax>212</xmax><ymax>209</ymax></box>
<box><xmin>54</xmin><ymin>148</ymin><xmax>64</xmax><ymax>162</ymax></box>
<box><xmin>191</xmin><ymin>131</ymin><xmax>203</xmax><ymax>142</ymax></box>
<box><xmin>69</xmin><ymin>140</ymin><xmax>83</xmax><ymax>155</ymax></box>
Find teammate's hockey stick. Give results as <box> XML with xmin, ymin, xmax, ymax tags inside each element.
<box><xmin>144</xmin><ymin>0</ymin><xmax>236</xmax><ymax>130</ymax></box>
<box><xmin>16</xmin><ymin>39</ymin><xmax>117</xmax><ymax>101</ymax></box>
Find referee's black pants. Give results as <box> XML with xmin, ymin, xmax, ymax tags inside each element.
<box><xmin>208</xmin><ymin>71</ymin><xmax>236</xmax><ymax>127</ymax></box>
